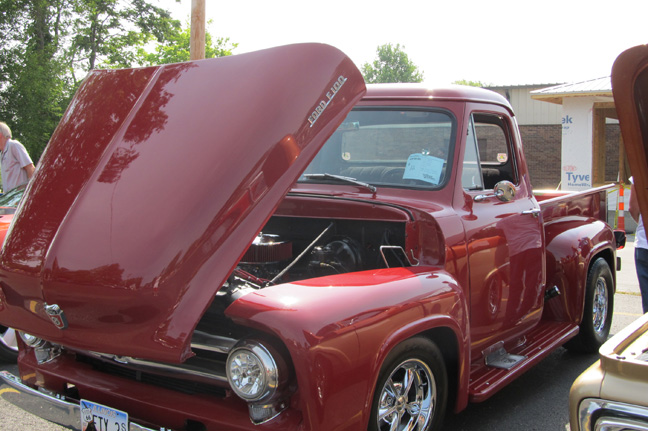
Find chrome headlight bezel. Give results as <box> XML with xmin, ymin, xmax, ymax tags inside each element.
<box><xmin>226</xmin><ymin>340</ymin><xmax>279</xmax><ymax>402</ymax></box>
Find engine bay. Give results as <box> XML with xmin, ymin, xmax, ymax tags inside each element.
<box><xmin>222</xmin><ymin>216</ymin><xmax>409</xmax><ymax>297</ymax></box>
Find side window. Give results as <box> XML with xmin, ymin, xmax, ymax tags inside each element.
<box><xmin>473</xmin><ymin>113</ymin><xmax>518</xmax><ymax>189</ymax></box>
<box><xmin>462</xmin><ymin>116</ymin><xmax>483</xmax><ymax>190</ymax></box>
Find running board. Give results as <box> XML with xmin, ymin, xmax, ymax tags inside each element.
<box><xmin>469</xmin><ymin>321</ymin><xmax>578</xmax><ymax>403</ymax></box>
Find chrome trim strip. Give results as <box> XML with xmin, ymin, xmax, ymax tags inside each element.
<box><xmin>579</xmin><ymin>398</ymin><xmax>648</xmax><ymax>431</ymax></box>
<box><xmin>70</xmin><ymin>330</ymin><xmax>239</xmax><ymax>385</ymax></box>
<box><xmin>0</xmin><ymin>371</ymin><xmax>165</xmax><ymax>431</ymax></box>
<box><xmin>83</xmin><ymin>350</ymin><xmax>229</xmax><ymax>385</ymax></box>
<box><xmin>191</xmin><ymin>331</ymin><xmax>237</xmax><ymax>354</ymax></box>
<box><xmin>595</xmin><ymin>417</ymin><xmax>648</xmax><ymax>431</ymax></box>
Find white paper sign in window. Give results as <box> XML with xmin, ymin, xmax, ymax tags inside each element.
<box><xmin>403</xmin><ymin>154</ymin><xmax>444</xmax><ymax>185</ymax></box>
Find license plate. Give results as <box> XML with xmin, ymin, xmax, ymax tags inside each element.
<box><xmin>80</xmin><ymin>399</ymin><xmax>129</xmax><ymax>431</ymax></box>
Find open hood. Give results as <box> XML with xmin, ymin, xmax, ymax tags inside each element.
<box><xmin>612</xmin><ymin>44</ymin><xmax>648</xmax><ymax>220</ymax></box>
<box><xmin>0</xmin><ymin>43</ymin><xmax>366</xmax><ymax>362</ymax></box>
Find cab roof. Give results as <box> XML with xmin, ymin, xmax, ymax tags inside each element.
<box><xmin>363</xmin><ymin>83</ymin><xmax>515</xmax><ymax>115</ymax></box>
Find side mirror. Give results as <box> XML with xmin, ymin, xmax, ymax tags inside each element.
<box><xmin>494</xmin><ymin>181</ymin><xmax>516</xmax><ymax>202</ymax></box>
<box><xmin>474</xmin><ymin>181</ymin><xmax>516</xmax><ymax>202</ymax></box>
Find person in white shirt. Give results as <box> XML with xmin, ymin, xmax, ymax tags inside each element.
<box><xmin>0</xmin><ymin>122</ymin><xmax>35</xmax><ymax>192</ymax></box>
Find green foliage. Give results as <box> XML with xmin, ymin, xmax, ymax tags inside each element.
<box><xmin>452</xmin><ymin>79</ymin><xmax>488</xmax><ymax>87</ymax></box>
<box><xmin>0</xmin><ymin>0</ymin><xmax>69</xmax><ymax>160</ymax></box>
<box><xmin>66</xmin><ymin>0</ymin><xmax>180</xmax><ymax>79</ymax></box>
<box><xmin>0</xmin><ymin>0</ymin><xmax>236</xmax><ymax>162</ymax></box>
<box><xmin>138</xmin><ymin>20</ymin><xmax>238</xmax><ymax>66</ymax></box>
<box><xmin>362</xmin><ymin>43</ymin><xmax>424</xmax><ymax>84</ymax></box>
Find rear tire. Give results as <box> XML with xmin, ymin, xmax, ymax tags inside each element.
<box><xmin>369</xmin><ymin>337</ymin><xmax>447</xmax><ymax>431</ymax></box>
<box><xmin>565</xmin><ymin>258</ymin><xmax>614</xmax><ymax>353</ymax></box>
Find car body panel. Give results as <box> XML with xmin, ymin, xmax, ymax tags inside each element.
<box><xmin>226</xmin><ymin>266</ymin><xmax>469</xmax><ymax>430</ymax></box>
<box><xmin>0</xmin><ymin>43</ymin><xmax>366</xmax><ymax>362</ymax></box>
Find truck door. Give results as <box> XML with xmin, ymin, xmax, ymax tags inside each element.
<box><xmin>458</xmin><ymin>109</ymin><xmax>545</xmax><ymax>358</ymax></box>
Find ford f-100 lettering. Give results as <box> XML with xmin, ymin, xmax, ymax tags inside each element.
<box><xmin>0</xmin><ymin>43</ymin><xmax>623</xmax><ymax>431</ymax></box>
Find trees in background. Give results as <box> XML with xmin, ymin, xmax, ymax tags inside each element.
<box><xmin>138</xmin><ymin>20</ymin><xmax>237</xmax><ymax>66</ymax></box>
<box><xmin>0</xmin><ymin>0</ymin><xmax>235</xmax><ymax>161</ymax></box>
<box><xmin>362</xmin><ymin>43</ymin><xmax>423</xmax><ymax>84</ymax></box>
<box><xmin>0</xmin><ymin>0</ymin><xmax>69</xmax><ymax>159</ymax></box>
<box><xmin>0</xmin><ymin>3</ymin><xmax>485</xmax><ymax>163</ymax></box>
<box><xmin>66</xmin><ymin>0</ymin><xmax>180</xmax><ymax>78</ymax></box>
<box><xmin>453</xmin><ymin>79</ymin><xmax>488</xmax><ymax>87</ymax></box>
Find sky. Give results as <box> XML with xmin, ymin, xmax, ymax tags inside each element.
<box><xmin>155</xmin><ymin>0</ymin><xmax>648</xmax><ymax>86</ymax></box>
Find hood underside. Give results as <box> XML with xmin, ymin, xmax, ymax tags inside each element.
<box><xmin>0</xmin><ymin>43</ymin><xmax>366</xmax><ymax>362</ymax></box>
<box><xmin>612</xmin><ymin>44</ymin><xmax>648</xmax><ymax>219</ymax></box>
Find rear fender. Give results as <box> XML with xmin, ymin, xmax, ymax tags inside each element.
<box><xmin>226</xmin><ymin>267</ymin><xmax>469</xmax><ymax>431</ymax></box>
<box><xmin>543</xmin><ymin>219</ymin><xmax>616</xmax><ymax>323</ymax></box>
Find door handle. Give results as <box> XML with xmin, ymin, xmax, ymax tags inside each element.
<box><xmin>522</xmin><ymin>208</ymin><xmax>541</xmax><ymax>218</ymax></box>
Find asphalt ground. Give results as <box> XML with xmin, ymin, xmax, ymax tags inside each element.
<box><xmin>1</xmin><ymin>238</ymin><xmax>645</xmax><ymax>431</ymax></box>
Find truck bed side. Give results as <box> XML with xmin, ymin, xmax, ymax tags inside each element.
<box><xmin>536</xmin><ymin>184</ymin><xmax>613</xmax><ymax>224</ymax></box>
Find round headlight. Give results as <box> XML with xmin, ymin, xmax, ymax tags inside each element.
<box><xmin>226</xmin><ymin>341</ymin><xmax>278</xmax><ymax>402</ymax></box>
<box><xmin>19</xmin><ymin>331</ymin><xmax>44</xmax><ymax>347</ymax></box>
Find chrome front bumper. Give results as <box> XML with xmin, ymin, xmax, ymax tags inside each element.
<box><xmin>579</xmin><ymin>398</ymin><xmax>648</xmax><ymax>431</ymax></box>
<box><xmin>0</xmin><ymin>370</ymin><xmax>164</xmax><ymax>431</ymax></box>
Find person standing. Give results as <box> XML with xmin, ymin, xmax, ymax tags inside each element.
<box><xmin>0</xmin><ymin>121</ymin><xmax>35</xmax><ymax>192</ymax></box>
<box><xmin>629</xmin><ymin>178</ymin><xmax>648</xmax><ymax>313</ymax></box>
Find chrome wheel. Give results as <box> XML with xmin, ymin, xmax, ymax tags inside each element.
<box><xmin>592</xmin><ymin>276</ymin><xmax>609</xmax><ymax>336</ymax></box>
<box><xmin>0</xmin><ymin>326</ymin><xmax>18</xmax><ymax>362</ymax></box>
<box><xmin>377</xmin><ymin>358</ymin><xmax>436</xmax><ymax>431</ymax></box>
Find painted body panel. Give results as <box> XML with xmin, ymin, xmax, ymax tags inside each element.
<box><xmin>227</xmin><ymin>267</ymin><xmax>468</xmax><ymax>431</ymax></box>
<box><xmin>0</xmin><ymin>44</ymin><xmax>366</xmax><ymax>362</ymax></box>
<box><xmin>457</xmin><ymin>101</ymin><xmax>545</xmax><ymax>358</ymax></box>
<box><xmin>0</xmin><ymin>55</ymin><xmax>618</xmax><ymax>431</ymax></box>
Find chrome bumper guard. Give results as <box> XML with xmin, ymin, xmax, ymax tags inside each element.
<box><xmin>0</xmin><ymin>370</ymin><xmax>165</xmax><ymax>431</ymax></box>
<box><xmin>579</xmin><ymin>398</ymin><xmax>648</xmax><ymax>431</ymax></box>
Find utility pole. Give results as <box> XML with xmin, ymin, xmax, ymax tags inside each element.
<box><xmin>190</xmin><ymin>0</ymin><xmax>206</xmax><ymax>60</ymax></box>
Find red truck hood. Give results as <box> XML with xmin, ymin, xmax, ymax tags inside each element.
<box><xmin>612</xmin><ymin>44</ymin><xmax>648</xmax><ymax>218</ymax></box>
<box><xmin>0</xmin><ymin>43</ymin><xmax>366</xmax><ymax>362</ymax></box>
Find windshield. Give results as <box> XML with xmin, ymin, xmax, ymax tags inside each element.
<box><xmin>300</xmin><ymin>108</ymin><xmax>456</xmax><ymax>189</ymax></box>
<box><xmin>0</xmin><ymin>185</ymin><xmax>25</xmax><ymax>207</ymax></box>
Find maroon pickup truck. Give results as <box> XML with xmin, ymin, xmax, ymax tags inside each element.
<box><xmin>0</xmin><ymin>44</ymin><xmax>621</xmax><ymax>431</ymax></box>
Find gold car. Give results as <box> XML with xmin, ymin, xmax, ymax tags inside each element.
<box><xmin>569</xmin><ymin>312</ymin><xmax>648</xmax><ymax>431</ymax></box>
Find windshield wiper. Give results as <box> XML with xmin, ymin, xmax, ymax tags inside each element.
<box><xmin>303</xmin><ymin>173</ymin><xmax>377</xmax><ymax>193</ymax></box>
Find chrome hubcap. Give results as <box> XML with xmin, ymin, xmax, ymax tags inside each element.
<box><xmin>0</xmin><ymin>326</ymin><xmax>18</xmax><ymax>352</ymax></box>
<box><xmin>377</xmin><ymin>358</ymin><xmax>436</xmax><ymax>431</ymax></box>
<box><xmin>592</xmin><ymin>277</ymin><xmax>608</xmax><ymax>335</ymax></box>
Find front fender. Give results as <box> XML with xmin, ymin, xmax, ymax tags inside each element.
<box><xmin>226</xmin><ymin>266</ymin><xmax>469</xmax><ymax>431</ymax></box>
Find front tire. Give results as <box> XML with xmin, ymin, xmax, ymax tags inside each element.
<box><xmin>369</xmin><ymin>337</ymin><xmax>447</xmax><ymax>431</ymax></box>
<box><xmin>0</xmin><ymin>326</ymin><xmax>18</xmax><ymax>362</ymax></box>
<box><xmin>565</xmin><ymin>257</ymin><xmax>614</xmax><ymax>353</ymax></box>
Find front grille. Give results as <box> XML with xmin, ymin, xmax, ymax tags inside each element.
<box><xmin>77</xmin><ymin>355</ymin><xmax>227</xmax><ymax>397</ymax></box>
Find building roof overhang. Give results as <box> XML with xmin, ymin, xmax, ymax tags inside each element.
<box><xmin>530</xmin><ymin>76</ymin><xmax>613</xmax><ymax>105</ymax></box>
